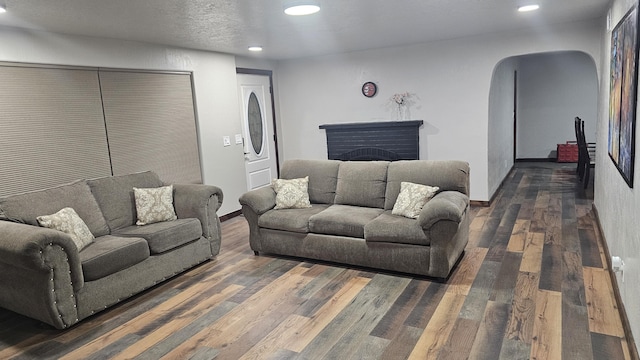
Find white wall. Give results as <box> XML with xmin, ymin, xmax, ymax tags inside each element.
<box><xmin>488</xmin><ymin>58</ymin><xmax>517</xmax><ymax>198</ymax></box>
<box><xmin>276</xmin><ymin>20</ymin><xmax>602</xmax><ymax>201</ymax></box>
<box><xmin>0</xmin><ymin>21</ymin><xmax>599</xmax><ymax>208</ymax></box>
<box><xmin>0</xmin><ymin>25</ymin><xmax>246</xmax><ymax>216</ymax></box>
<box><xmin>235</xmin><ymin>56</ymin><xmax>277</xmax><ymax>71</ymax></box>
<box><xmin>596</xmin><ymin>0</ymin><xmax>640</xmax><ymax>344</ymax></box>
<box><xmin>516</xmin><ymin>52</ymin><xmax>599</xmax><ymax>159</ymax></box>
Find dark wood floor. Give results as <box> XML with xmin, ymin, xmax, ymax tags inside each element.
<box><xmin>0</xmin><ymin>163</ymin><xmax>634</xmax><ymax>359</ymax></box>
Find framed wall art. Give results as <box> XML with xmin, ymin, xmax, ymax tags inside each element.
<box><xmin>609</xmin><ymin>5</ymin><xmax>639</xmax><ymax>188</ymax></box>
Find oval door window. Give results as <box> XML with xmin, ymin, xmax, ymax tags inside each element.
<box><xmin>247</xmin><ymin>92</ymin><xmax>264</xmax><ymax>155</ymax></box>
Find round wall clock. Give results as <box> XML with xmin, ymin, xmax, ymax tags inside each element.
<box><xmin>362</xmin><ymin>82</ymin><xmax>377</xmax><ymax>98</ymax></box>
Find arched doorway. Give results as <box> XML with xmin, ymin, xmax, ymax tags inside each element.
<box><xmin>487</xmin><ymin>51</ymin><xmax>599</xmax><ymax>197</ymax></box>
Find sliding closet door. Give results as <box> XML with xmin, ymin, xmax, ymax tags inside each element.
<box><xmin>99</xmin><ymin>71</ymin><xmax>202</xmax><ymax>184</ymax></box>
<box><xmin>0</xmin><ymin>65</ymin><xmax>112</xmax><ymax>197</ymax></box>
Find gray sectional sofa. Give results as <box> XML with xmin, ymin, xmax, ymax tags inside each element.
<box><xmin>0</xmin><ymin>171</ymin><xmax>223</xmax><ymax>329</ymax></box>
<box><xmin>239</xmin><ymin>159</ymin><xmax>470</xmax><ymax>278</ymax></box>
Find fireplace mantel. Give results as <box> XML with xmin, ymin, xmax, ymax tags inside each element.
<box><xmin>319</xmin><ymin>120</ymin><xmax>423</xmax><ymax>161</ymax></box>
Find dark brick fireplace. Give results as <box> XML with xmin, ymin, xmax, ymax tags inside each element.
<box><xmin>319</xmin><ymin>120</ymin><xmax>423</xmax><ymax>161</ymax></box>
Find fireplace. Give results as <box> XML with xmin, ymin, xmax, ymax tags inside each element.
<box><xmin>319</xmin><ymin>120</ymin><xmax>423</xmax><ymax>161</ymax></box>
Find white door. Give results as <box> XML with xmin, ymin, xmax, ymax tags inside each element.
<box><xmin>237</xmin><ymin>73</ymin><xmax>278</xmax><ymax>191</ymax></box>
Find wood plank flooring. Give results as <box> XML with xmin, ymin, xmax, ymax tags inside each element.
<box><xmin>0</xmin><ymin>162</ymin><xmax>635</xmax><ymax>359</ymax></box>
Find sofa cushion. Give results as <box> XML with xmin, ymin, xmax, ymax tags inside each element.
<box><xmin>309</xmin><ymin>205</ymin><xmax>383</xmax><ymax>238</ymax></box>
<box><xmin>334</xmin><ymin>161</ymin><xmax>389</xmax><ymax>209</ymax></box>
<box><xmin>384</xmin><ymin>160</ymin><xmax>470</xmax><ymax>210</ymax></box>
<box><xmin>87</xmin><ymin>171</ymin><xmax>164</xmax><ymax>232</ymax></box>
<box><xmin>133</xmin><ymin>185</ymin><xmax>177</xmax><ymax>225</ymax></box>
<box><xmin>37</xmin><ymin>207</ymin><xmax>95</xmax><ymax>251</ymax></box>
<box><xmin>113</xmin><ymin>218</ymin><xmax>202</xmax><ymax>254</ymax></box>
<box><xmin>281</xmin><ymin>160</ymin><xmax>341</xmax><ymax>204</ymax></box>
<box><xmin>272</xmin><ymin>177</ymin><xmax>312</xmax><ymax>210</ymax></box>
<box><xmin>80</xmin><ymin>235</ymin><xmax>150</xmax><ymax>281</ymax></box>
<box><xmin>0</xmin><ymin>180</ymin><xmax>110</xmax><ymax>237</ymax></box>
<box><xmin>259</xmin><ymin>204</ymin><xmax>330</xmax><ymax>233</ymax></box>
<box><xmin>364</xmin><ymin>211</ymin><xmax>430</xmax><ymax>246</ymax></box>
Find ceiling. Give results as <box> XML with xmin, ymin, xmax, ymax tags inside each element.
<box><xmin>0</xmin><ymin>0</ymin><xmax>611</xmax><ymax>60</ymax></box>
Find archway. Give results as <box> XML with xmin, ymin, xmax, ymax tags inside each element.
<box><xmin>487</xmin><ymin>51</ymin><xmax>599</xmax><ymax>197</ymax></box>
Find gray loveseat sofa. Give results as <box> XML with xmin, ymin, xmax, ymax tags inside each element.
<box><xmin>239</xmin><ymin>159</ymin><xmax>470</xmax><ymax>278</ymax></box>
<box><xmin>0</xmin><ymin>171</ymin><xmax>223</xmax><ymax>329</ymax></box>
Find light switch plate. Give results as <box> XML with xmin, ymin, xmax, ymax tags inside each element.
<box><xmin>235</xmin><ymin>134</ymin><xmax>243</xmax><ymax>144</ymax></box>
<box><xmin>223</xmin><ymin>136</ymin><xmax>231</xmax><ymax>147</ymax></box>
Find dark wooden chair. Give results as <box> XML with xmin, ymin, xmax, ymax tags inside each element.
<box><xmin>574</xmin><ymin>117</ymin><xmax>584</xmax><ymax>178</ymax></box>
<box><xmin>575</xmin><ymin>116</ymin><xmax>595</xmax><ymax>188</ymax></box>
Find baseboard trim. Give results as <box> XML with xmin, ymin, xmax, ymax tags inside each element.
<box><xmin>470</xmin><ymin>200</ymin><xmax>490</xmax><ymax>207</ymax></box>
<box><xmin>220</xmin><ymin>209</ymin><xmax>242</xmax><ymax>222</ymax></box>
<box><xmin>592</xmin><ymin>204</ymin><xmax>639</xmax><ymax>360</ymax></box>
<box><xmin>515</xmin><ymin>158</ymin><xmax>556</xmax><ymax>162</ymax></box>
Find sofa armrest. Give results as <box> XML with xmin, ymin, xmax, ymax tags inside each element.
<box><xmin>0</xmin><ymin>221</ymin><xmax>84</xmax><ymax>288</ymax></box>
<box><xmin>239</xmin><ymin>187</ymin><xmax>277</xmax><ymax>254</ymax></box>
<box><xmin>173</xmin><ymin>184</ymin><xmax>223</xmax><ymax>245</ymax></box>
<box><xmin>418</xmin><ymin>191</ymin><xmax>470</xmax><ymax>279</ymax></box>
<box><xmin>0</xmin><ymin>220</ymin><xmax>83</xmax><ymax>328</ymax></box>
<box><xmin>239</xmin><ymin>186</ymin><xmax>277</xmax><ymax>216</ymax></box>
<box><xmin>418</xmin><ymin>191</ymin><xmax>469</xmax><ymax>230</ymax></box>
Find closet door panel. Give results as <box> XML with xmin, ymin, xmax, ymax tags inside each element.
<box><xmin>99</xmin><ymin>71</ymin><xmax>202</xmax><ymax>184</ymax></box>
<box><xmin>0</xmin><ymin>65</ymin><xmax>111</xmax><ymax>197</ymax></box>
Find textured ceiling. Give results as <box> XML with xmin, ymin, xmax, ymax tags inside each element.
<box><xmin>0</xmin><ymin>0</ymin><xmax>610</xmax><ymax>60</ymax></box>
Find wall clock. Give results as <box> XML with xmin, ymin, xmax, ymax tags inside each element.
<box><xmin>362</xmin><ymin>82</ymin><xmax>377</xmax><ymax>98</ymax></box>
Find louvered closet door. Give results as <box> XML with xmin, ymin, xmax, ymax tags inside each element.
<box><xmin>0</xmin><ymin>65</ymin><xmax>112</xmax><ymax>197</ymax></box>
<box><xmin>99</xmin><ymin>71</ymin><xmax>202</xmax><ymax>184</ymax></box>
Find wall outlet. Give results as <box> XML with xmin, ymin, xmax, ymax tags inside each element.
<box><xmin>235</xmin><ymin>134</ymin><xmax>243</xmax><ymax>144</ymax></box>
<box><xmin>612</xmin><ymin>256</ymin><xmax>625</xmax><ymax>282</ymax></box>
<box><xmin>223</xmin><ymin>136</ymin><xmax>231</xmax><ymax>147</ymax></box>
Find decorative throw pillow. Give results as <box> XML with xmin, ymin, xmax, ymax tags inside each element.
<box><xmin>392</xmin><ymin>182</ymin><xmax>440</xmax><ymax>219</ymax></box>
<box><xmin>133</xmin><ymin>185</ymin><xmax>177</xmax><ymax>225</ymax></box>
<box><xmin>272</xmin><ymin>176</ymin><xmax>312</xmax><ymax>210</ymax></box>
<box><xmin>37</xmin><ymin>207</ymin><xmax>95</xmax><ymax>251</ymax></box>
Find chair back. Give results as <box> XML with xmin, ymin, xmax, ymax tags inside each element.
<box><xmin>575</xmin><ymin>118</ymin><xmax>590</xmax><ymax>161</ymax></box>
<box><xmin>574</xmin><ymin>116</ymin><xmax>596</xmax><ymax>188</ymax></box>
<box><xmin>574</xmin><ymin>117</ymin><xmax>582</xmax><ymax>146</ymax></box>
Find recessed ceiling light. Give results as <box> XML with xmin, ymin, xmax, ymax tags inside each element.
<box><xmin>248</xmin><ymin>46</ymin><xmax>263</xmax><ymax>52</ymax></box>
<box><xmin>0</xmin><ymin>5</ymin><xmax>7</xmax><ymax>13</ymax></box>
<box><xmin>518</xmin><ymin>4</ymin><xmax>540</xmax><ymax>12</ymax></box>
<box><xmin>284</xmin><ymin>1</ymin><xmax>320</xmax><ymax>16</ymax></box>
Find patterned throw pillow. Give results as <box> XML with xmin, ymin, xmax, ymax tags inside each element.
<box><xmin>272</xmin><ymin>176</ymin><xmax>312</xmax><ymax>210</ymax></box>
<box><xmin>392</xmin><ymin>182</ymin><xmax>440</xmax><ymax>219</ymax></box>
<box><xmin>37</xmin><ymin>207</ymin><xmax>95</xmax><ymax>251</ymax></box>
<box><xmin>133</xmin><ymin>185</ymin><xmax>177</xmax><ymax>225</ymax></box>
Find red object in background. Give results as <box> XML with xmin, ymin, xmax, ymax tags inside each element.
<box><xmin>557</xmin><ymin>141</ymin><xmax>579</xmax><ymax>162</ymax></box>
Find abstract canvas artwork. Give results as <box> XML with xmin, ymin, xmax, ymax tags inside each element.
<box><xmin>609</xmin><ymin>5</ymin><xmax>639</xmax><ymax>188</ymax></box>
